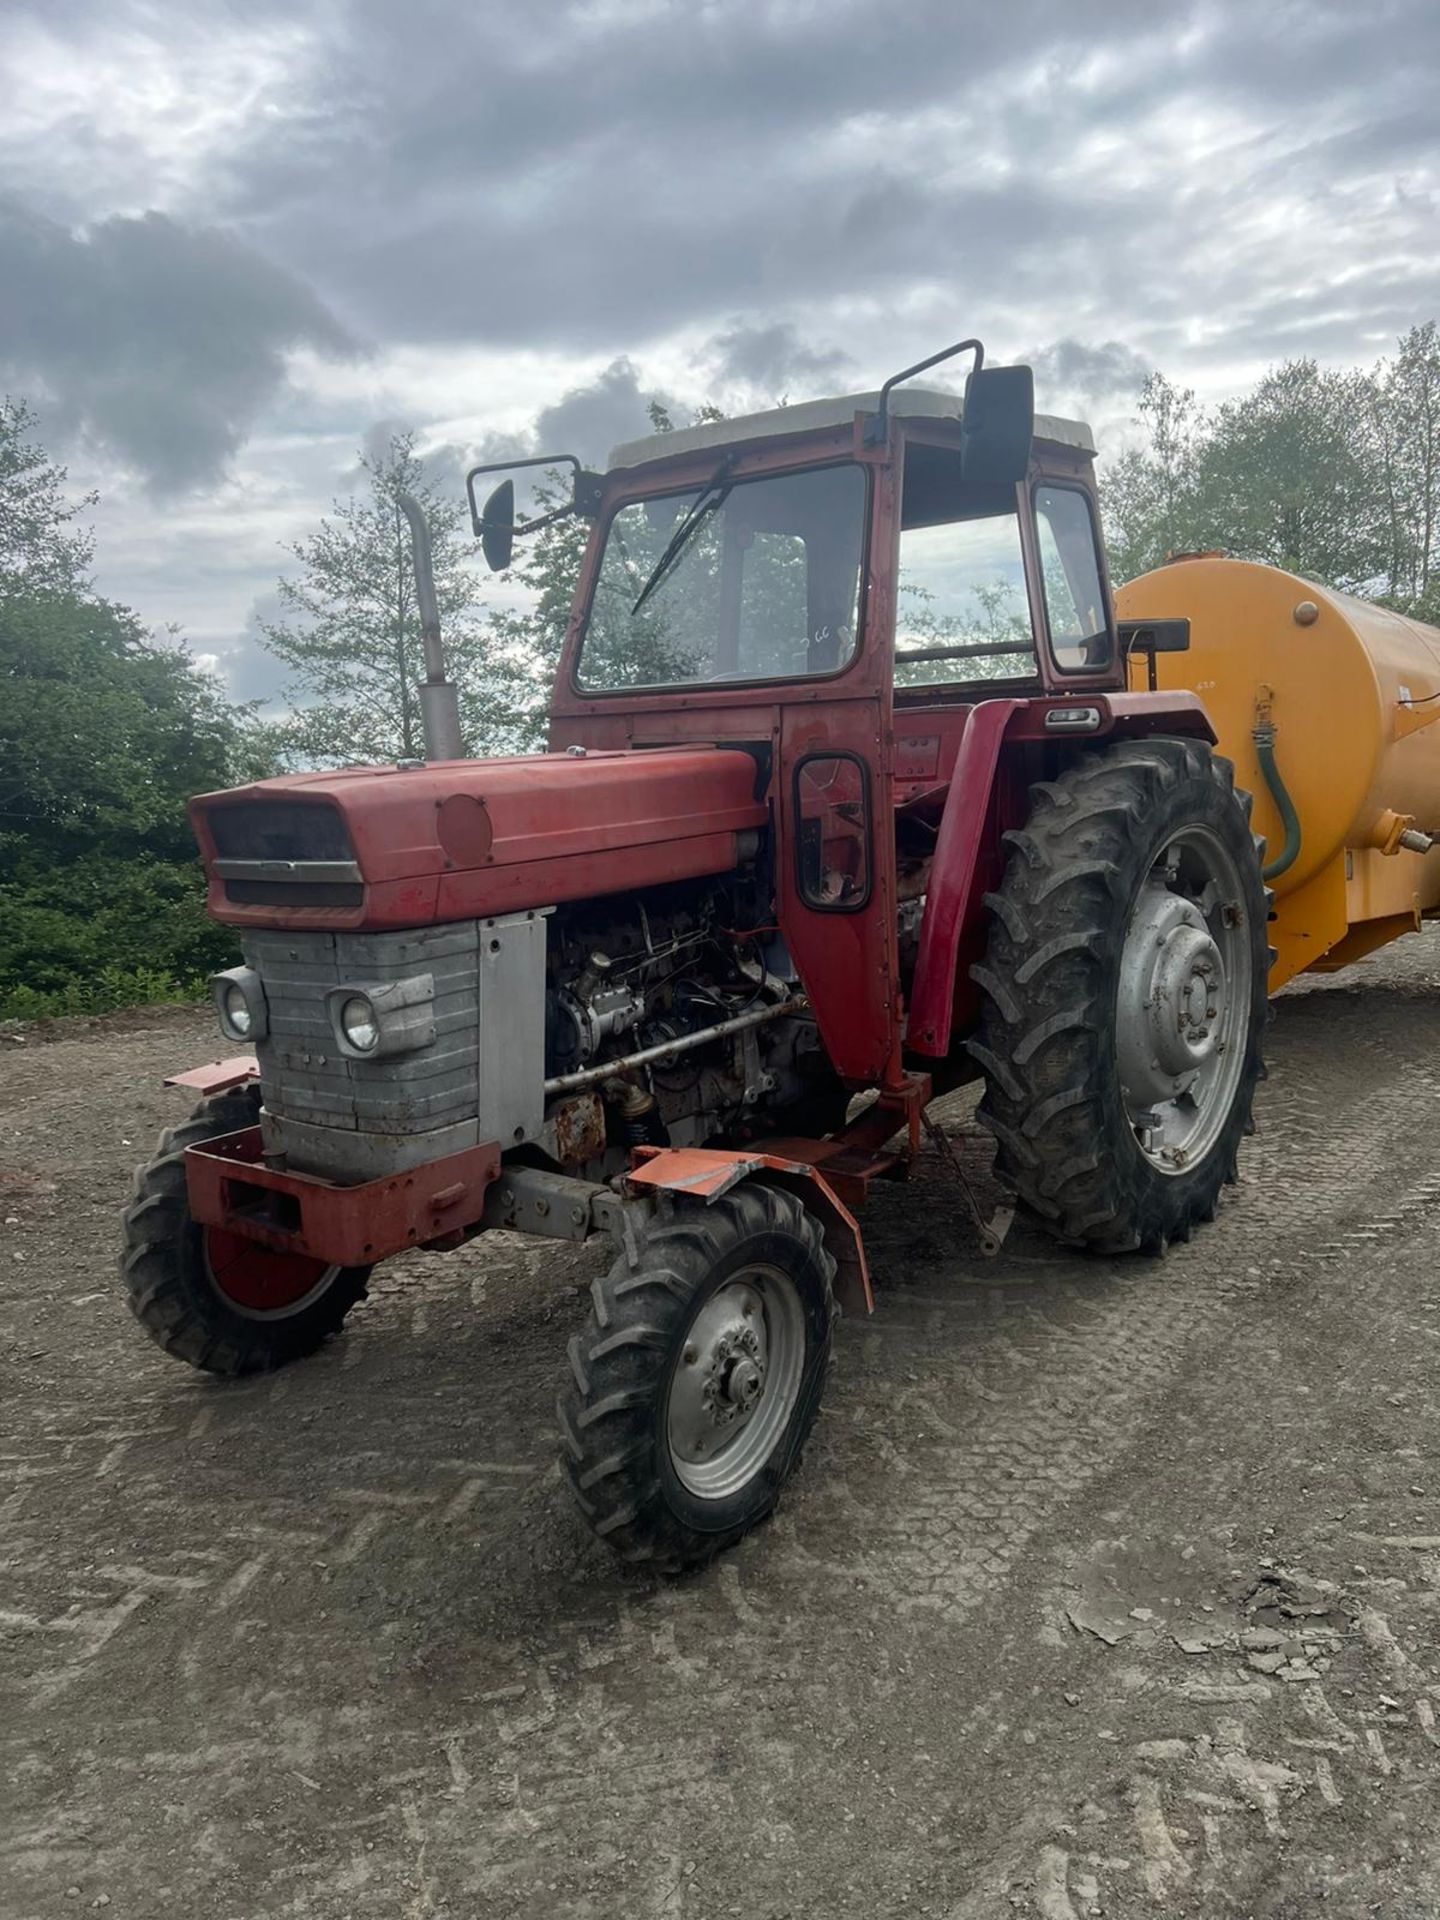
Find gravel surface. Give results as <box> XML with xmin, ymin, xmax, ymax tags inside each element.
<box><xmin>3</xmin><ymin>944</ymin><xmax>1440</xmax><ymax>1919</ymax></box>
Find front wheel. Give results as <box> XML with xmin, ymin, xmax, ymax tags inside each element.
<box><xmin>971</xmin><ymin>736</ymin><xmax>1269</xmax><ymax>1254</ymax></box>
<box><xmin>119</xmin><ymin>1085</ymin><xmax>371</xmax><ymax>1375</ymax></box>
<box><xmin>558</xmin><ymin>1183</ymin><xmax>836</xmax><ymax>1569</ymax></box>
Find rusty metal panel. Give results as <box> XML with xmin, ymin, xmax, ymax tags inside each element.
<box><xmin>164</xmin><ymin>1057</ymin><xmax>258</xmax><ymax>1094</ymax></box>
<box><xmin>625</xmin><ymin>1146</ymin><xmax>872</xmax><ymax>1314</ymax></box>
<box><xmin>183</xmin><ymin>1126</ymin><xmax>500</xmax><ymax>1268</ymax></box>
<box><xmin>551</xmin><ymin>1090</ymin><xmax>607</xmax><ymax>1165</ymax></box>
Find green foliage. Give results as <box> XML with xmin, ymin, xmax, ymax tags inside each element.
<box><xmin>1102</xmin><ymin>375</ymin><xmax>1205</xmax><ymax>581</ymax></box>
<box><xmin>0</xmin><ymin>857</ymin><xmax>232</xmax><ymax>1018</ymax></box>
<box><xmin>0</xmin><ymin>402</ymin><xmax>267</xmax><ymax>1020</ymax></box>
<box><xmin>0</xmin><ymin>396</ymin><xmax>95</xmax><ymax>596</ymax></box>
<box><xmin>258</xmin><ymin>432</ymin><xmax>526</xmax><ymax>764</ymax></box>
<box><xmin>1103</xmin><ymin>334</ymin><xmax>1440</xmax><ymax>612</ymax></box>
<box><xmin>1191</xmin><ymin>361</ymin><xmax>1386</xmax><ymax>591</ymax></box>
<box><xmin>1368</xmin><ymin>322</ymin><xmax>1440</xmax><ymax>611</ymax></box>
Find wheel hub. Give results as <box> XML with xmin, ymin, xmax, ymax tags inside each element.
<box><xmin>723</xmin><ymin>1355</ymin><xmax>764</xmax><ymax>1411</ymax></box>
<box><xmin>696</xmin><ymin>1317</ymin><xmax>766</xmax><ymax>1430</ymax></box>
<box><xmin>1114</xmin><ymin>829</ymin><xmax>1253</xmax><ymax>1175</ymax></box>
<box><xmin>665</xmin><ymin>1267</ymin><xmax>807</xmax><ymax>1500</ymax></box>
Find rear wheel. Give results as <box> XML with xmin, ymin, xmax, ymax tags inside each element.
<box><xmin>558</xmin><ymin>1183</ymin><xmax>836</xmax><ymax>1569</ymax></box>
<box><xmin>971</xmin><ymin>736</ymin><xmax>1268</xmax><ymax>1253</ymax></box>
<box><xmin>119</xmin><ymin>1085</ymin><xmax>370</xmax><ymax>1375</ymax></box>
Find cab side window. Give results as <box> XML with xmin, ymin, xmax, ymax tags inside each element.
<box><xmin>895</xmin><ymin>444</ymin><xmax>1036</xmax><ymax>688</ymax></box>
<box><xmin>1034</xmin><ymin>485</ymin><xmax>1111</xmax><ymax>671</ymax></box>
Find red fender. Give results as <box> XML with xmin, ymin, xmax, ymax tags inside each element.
<box><xmin>165</xmin><ymin>1056</ymin><xmax>259</xmax><ymax>1093</ymax></box>
<box><xmin>625</xmin><ymin>1146</ymin><xmax>872</xmax><ymax>1315</ymax></box>
<box><xmin>907</xmin><ymin>699</ymin><xmax>1027</xmax><ymax>1058</ymax></box>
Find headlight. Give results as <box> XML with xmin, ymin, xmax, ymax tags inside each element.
<box><xmin>222</xmin><ymin>984</ymin><xmax>253</xmax><ymax>1037</ymax></box>
<box><xmin>340</xmin><ymin>993</ymin><xmax>379</xmax><ymax>1053</ymax></box>
<box><xmin>326</xmin><ymin>975</ymin><xmax>436</xmax><ymax>1059</ymax></box>
<box><xmin>211</xmin><ymin>965</ymin><xmax>268</xmax><ymax>1043</ymax></box>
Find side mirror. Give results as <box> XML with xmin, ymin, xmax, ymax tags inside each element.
<box><xmin>479</xmin><ymin>480</ymin><xmax>515</xmax><ymax>572</ymax></box>
<box><xmin>961</xmin><ymin>365</ymin><xmax>1034</xmax><ymax>485</ymax></box>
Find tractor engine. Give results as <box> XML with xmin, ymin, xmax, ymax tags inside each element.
<box><xmin>540</xmin><ymin>880</ymin><xmax>830</xmax><ymax>1171</ymax></box>
<box><xmin>216</xmin><ymin>874</ymin><xmax>828</xmax><ymax>1192</ymax></box>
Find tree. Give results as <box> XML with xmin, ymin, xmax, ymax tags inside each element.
<box><xmin>1189</xmin><ymin>360</ymin><xmax>1386</xmax><ymax>591</ymax></box>
<box><xmin>0</xmin><ymin>396</ymin><xmax>96</xmax><ymax>597</ymax></box>
<box><xmin>1102</xmin><ymin>358</ymin><xmax>1395</xmax><ymax>595</ymax></box>
<box><xmin>258</xmin><ymin>432</ymin><xmax>525</xmax><ymax>765</ymax></box>
<box><xmin>1102</xmin><ymin>375</ymin><xmax>1204</xmax><ymax>580</ymax></box>
<box><xmin>0</xmin><ymin>585</ymin><xmax>272</xmax><ymax>1017</ymax></box>
<box><xmin>1370</xmin><ymin>322</ymin><xmax>1440</xmax><ymax>616</ymax></box>
<box><xmin>0</xmin><ymin>401</ymin><xmax>271</xmax><ymax>1018</ymax></box>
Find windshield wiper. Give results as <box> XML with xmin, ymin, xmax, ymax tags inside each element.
<box><xmin>630</xmin><ymin>458</ymin><xmax>735</xmax><ymax>616</ymax></box>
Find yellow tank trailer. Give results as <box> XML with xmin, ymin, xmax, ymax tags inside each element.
<box><xmin>1118</xmin><ymin>556</ymin><xmax>1440</xmax><ymax>991</ymax></box>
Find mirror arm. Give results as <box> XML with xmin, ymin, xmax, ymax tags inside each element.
<box><xmin>865</xmin><ymin>338</ymin><xmax>984</xmax><ymax>447</ymax></box>
<box><xmin>464</xmin><ymin>453</ymin><xmax>599</xmax><ymax>536</ymax></box>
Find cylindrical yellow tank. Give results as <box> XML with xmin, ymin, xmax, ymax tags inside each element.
<box><xmin>1117</xmin><ymin>556</ymin><xmax>1440</xmax><ymax>987</ymax></box>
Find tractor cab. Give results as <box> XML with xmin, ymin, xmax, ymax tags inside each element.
<box><xmin>546</xmin><ymin>384</ymin><xmax>1114</xmax><ymax>719</ymax></box>
<box><xmin>503</xmin><ymin>362</ymin><xmax>1130</xmax><ymax>1090</ymax></box>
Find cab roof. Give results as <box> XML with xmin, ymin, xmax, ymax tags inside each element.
<box><xmin>607</xmin><ymin>385</ymin><xmax>1095</xmax><ymax>474</ymax></box>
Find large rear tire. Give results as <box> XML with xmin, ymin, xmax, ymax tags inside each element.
<box><xmin>970</xmin><ymin>737</ymin><xmax>1268</xmax><ymax>1254</ymax></box>
<box><xmin>558</xmin><ymin>1183</ymin><xmax>836</xmax><ymax>1570</ymax></box>
<box><xmin>119</xmin><ymin>1085</ymin><xmax>371</xmax><ymax>1375</ymax></box>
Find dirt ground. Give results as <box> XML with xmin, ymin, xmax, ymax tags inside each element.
<box><xmin>3</xmin><ymin>944</ymin><xmax>1440</xmax><ymax>1920</ymax></box>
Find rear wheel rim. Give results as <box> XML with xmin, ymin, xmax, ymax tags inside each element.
<box><xmin>201</xmin><ymin>1229</ymin><xmax>340</xmax><ymax>1319</ymax></box>
<box><xmin>665</xmin><ymin>1263</ymin><xmax>806</xmax><ymax>1499</ymax></box>
<box><xmin>1115</xmin><ymin>823</ymin><xmax>1253</xmax><ymax>1176</ymax></box>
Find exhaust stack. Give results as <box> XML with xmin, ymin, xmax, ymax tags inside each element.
<box><xmin>397</xmin><ymin>491</ymin><xmax>465</xmax><ymax>762</ymax></box>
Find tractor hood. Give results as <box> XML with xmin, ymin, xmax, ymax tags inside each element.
<box><xmin>191</xmin><ymin>747</ymin><xmax>768</xmax><ymax>932</ymax></box>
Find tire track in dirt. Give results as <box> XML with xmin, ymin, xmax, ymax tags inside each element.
<box><xmin>3</xmin><ymin>955</ymin><xmax>1440</xmax><ymax>1917</ymax></box>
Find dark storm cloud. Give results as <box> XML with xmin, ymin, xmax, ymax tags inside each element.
<box><xmin>197</xmin><ymin>0</ymin><xmax>1438</xmax><ymax>364</ymax></box>
<box><xmin>0</xmin><ymin>202</ymin><xmax>353</xmax><ymax>490</ymax></box>
<box><xmin>6</xmin><ymin>0</ymin><xmax>1438</xmax><ymax>706</ymax></box>
<box><xmin>707</xmin><ymin>323</ymin><xmax>851</xmax><ymax>395</ymax></box>
<box><xmin>1028</xmin><ymin>339</ymin><xmax>1152</xmax><ymax>405</ymax></box>
<box><xmin>531</xmin><ymin>358</ymin><xmax>673</xmax><ymax>465</ymax></box>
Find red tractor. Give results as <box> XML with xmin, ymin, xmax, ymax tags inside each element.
<box><xmin>121</xmin><ymin>341</ymin><xmax>1268</xmax><ymax>1568</ymax></box>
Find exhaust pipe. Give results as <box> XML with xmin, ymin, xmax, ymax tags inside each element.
<box><xmin>396</xmin><ymin>491</ymin><xmax>465</xmax><ymax>762</ymax></box>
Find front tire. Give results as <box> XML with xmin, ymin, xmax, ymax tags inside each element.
<box><xmin>971</xmin><ymin>737</ymin><xmax>1268</xmax><ymax>1253</ymax></box>
<box><xmin>119</xmin><ymin>1085</ymin><xmax>371</xmax><ymax>1375</ymax></box>
<box><xmin>558</xmin><ymin>1183</ymin><xmax>836</xmax><ymax>1570</ymax></box>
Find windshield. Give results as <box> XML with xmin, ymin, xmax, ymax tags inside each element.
<box><xmin>578</xmin><ymin>463</ymin><xmax>867</xmax><ymax>692</ymax></box>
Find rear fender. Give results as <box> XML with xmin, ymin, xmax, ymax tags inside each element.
<box><xmin>907</xmin><ymin>693</ymin><xmax>1218</xmax><ymax>1059</ymax></box>
<box><xmin>908</xmin><ymin>700</ymin><xmax>1026</xmax><ymax>1058</ymax></box>
<box><xmin>625</xmin><ymin>1146</ymin><xmax>872</xmax><ymax>1315</ymax></box>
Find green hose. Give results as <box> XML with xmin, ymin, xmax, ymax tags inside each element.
<box><xmin>1253</xmin><ymin>724</ymin><xmax>1301</xmax><ymax>881</ymax></box>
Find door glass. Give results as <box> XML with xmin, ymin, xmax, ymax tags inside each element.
<box><xmin>895</xmin><ymin>442</ymin><xmax>1035</xmax><ymax>688</ymax></box>
<box><xmin>1034</xmin><ymin>485</ymin><xmax>1111</xmax><ymax>670</ymax></box>
<box><xmin>895</xmin><ymin>511</ymin><xmax>1035</xmax><ymax>686</ymax></box>
<box><xmin>795</xmin><ymin>755</ymin><xmax>870</xmax><ymax>910</ymax></box>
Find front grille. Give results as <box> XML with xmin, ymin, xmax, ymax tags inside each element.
<box><xmin>245</xmin><ymin>923</ymin><xmax>482</xmax><ymax>1176</ymax></box>
<box><xmin>208</xmin><ymin>800</ymin><xmax>353</xmax><ymax>862</ymax></box>
<box><xmin>223</xmin><ymin>877</ymin><xmax>364</xmax><ymax>908</ymax></box>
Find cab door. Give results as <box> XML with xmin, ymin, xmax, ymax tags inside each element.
<box><xmin>774</xmin><ymin>456</ymin><xmax>903</xmax><ymax>1089</ymax></box>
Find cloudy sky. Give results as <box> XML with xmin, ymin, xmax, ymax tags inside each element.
<box><xmin>2</xmin><ymin>0</ymin><xmax>1436</xmax><ymax>706</ymax></box>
